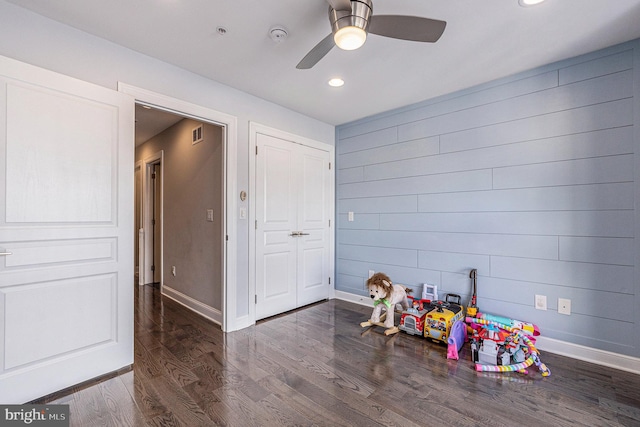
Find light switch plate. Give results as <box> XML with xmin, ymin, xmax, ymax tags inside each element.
<box><xmin>535</xmin><ymin>294</ymin><xmax>547</xmax><ymax>310</ymax></box>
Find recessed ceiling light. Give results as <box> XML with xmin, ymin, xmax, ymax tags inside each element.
<box><xmin>519</xmin><ymin>0</ymin><xmax>545</xmax><ymax>6</ymax></box>
<box><xmin>328</xmin><ymin>78</ymin><xmax>344</xmax><ymax>87</ymax></box>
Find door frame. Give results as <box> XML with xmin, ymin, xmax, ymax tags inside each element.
<box><xmin>140</xmin><ymin>151</ymin><xmax>163</xmax><ymax>288</ymax></box>
<box><xmin>248</xmin><ymin>122</ymin><xmax>335</xmax><ymax>324</ymax></box>
<box><xmin>120</xmin><ymin>83</ymin><xmax>239</xmax><ymax>332</ymax></box>
<box><xmin>135</xmin><ymin>160</ymin><xmax>143</xmax><ymax>286</ymax></box>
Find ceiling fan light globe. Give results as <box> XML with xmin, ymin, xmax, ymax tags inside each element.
<box><xmin>334</xmin><ymin>26</ymin><xmax>367</xmax><ymax>50</ymax></box>
<box><xmin>518</xmin><ymin>0</ymin><xmax>545</xmax><ymax>6</ymax></box>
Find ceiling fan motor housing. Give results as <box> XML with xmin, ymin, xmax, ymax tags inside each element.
<box><xmin>329</xmin><ymin>0</ymin><xmax>372</xmax><ymax>34</ymax></box>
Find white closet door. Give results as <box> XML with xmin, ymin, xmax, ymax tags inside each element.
<box><xmin>255</xmin><ymin>134</ymin><xmax>298</xmax><ymax>319</ymax></box>
<box><xmin>296</xmin><ymin>144</ymin><xmax>331</xmax><ymax>307</ymax></box>
<box><xmin>255</xmin><ymin>133</ymin><xmax>330</xmax><ymax>320</ymax></box>
<box><xmin>0</xmin><ymin>56</ymin><xmax>134</xmax><ymax>403</ymax></box>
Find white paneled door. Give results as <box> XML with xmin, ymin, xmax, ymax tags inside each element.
<box><xmin>255</xmin><ymin>133</ymin><xmax>331</xmax><ymax>320</ymax></box>
<box><xmin>0</xmin><ymin>56</ymin><xmax>134</xmax><ymax>403</ymax></box>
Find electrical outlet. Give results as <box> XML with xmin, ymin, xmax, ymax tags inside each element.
<box><xmin>171</xmin><ymin>266</ymin><xmax>176</xmax><ymax>276</ymax></box>
<box><xmin>535</xmin><ymin>294</ymin><xmax>547</xmax><ymax>310</ymax></box>
<box><xmin>348</xmin><ymin>211</ymin><xmax>354</xmax><ymax>222</ymax></box>
<box><xmin>368</xmin><ymin>270</ymin><xmax>375</xmax><ymax>278</ymax></box>
<box><xmin>558</xmin><ymin>298</ymin><xmax>571</xmax><ymax>315</ymax></box>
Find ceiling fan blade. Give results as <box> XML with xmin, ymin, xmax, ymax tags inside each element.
<box><xmin>369</xmin><ymin>15</ymin><xmax>446</xmax><ymax>42</ymax></box>
<box><xmin>296</xmin><ymin>33</ymin><xmax>336</xmax><ymax>69</ymax></box>
<box><xmin>326</xmin><ymin>0</ymin><xmax>352</xmax><ymax>11</ymax></box>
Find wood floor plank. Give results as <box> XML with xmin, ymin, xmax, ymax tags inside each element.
<box><xmin>257</xmin><ymin>374</ymin><xmax>355</xmax><ymax>427</ymax></box>
<box><xmin>141</xmin><ymin>374</ymin><xmax>213</xmax><ymax>426</ymax></box>
<box><xmin>68</xmin><ymin>381</ymin><xmax>117</xmax><ymax>427</ymax></box>
<box><xmin>97</xmin><ymin>376</ymin><xmax>148</xmax><ymax>427</ymax></box>
<box><xmin>149</xmin><ymin>345</ymin><xmax>201</xmax><ymax>387</ymax></box>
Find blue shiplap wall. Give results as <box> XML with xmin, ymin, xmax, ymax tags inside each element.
<box><xmin>335</xmin><ymin>40</ymin><xmax>639</xmax><ymax>358</ymax></box>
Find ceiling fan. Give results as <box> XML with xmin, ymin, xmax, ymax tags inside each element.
<box><xmin>296</xmin><ymin>0</ymin><xmax>446</xmax><ymax>69</ymax></box>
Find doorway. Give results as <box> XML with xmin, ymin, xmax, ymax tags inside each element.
<box><xmin>151</xmin><ymin>161</ymin><xmax>162</xmax><ymax>285</ymax></box>
<box><xmin>137</xmin><ymin>117</ymin><xmax>224</xmax><ymax>318</ymax></box>
<box><xmin>124</xmin><ymin>84</ymin><xmax>238</xmax><ymax>331</ymax></box>
<box><xmin>137</xmin><ymin>149</ymin><xmax>164</xmax><ymax>289</ymax></box>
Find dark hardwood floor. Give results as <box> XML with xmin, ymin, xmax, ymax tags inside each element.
<box><xmin>35</xmin><ymin>285</ymin><xmax>640</xmax><ymax>426</ymax></box>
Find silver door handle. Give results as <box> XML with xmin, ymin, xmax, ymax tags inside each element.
<box><xmin>289</xmin><ymin>232</ymin><xmax>300</xmax><ymax>237</ymax></box>
<box><xmin>0</xmin><ymin>252</ymin><xmax>12</xmax><ymax>256</ymax></box>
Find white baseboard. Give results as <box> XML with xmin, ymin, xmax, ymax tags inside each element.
<box><xmin>335</xmin><ymin>290</ymin><xmax>375</xmax><ymax>307</ymax></box>
<box><xmin>333</xmin><ymin>290</ymin><xmax>640</xmax><ymax>375</ymax></box>
<box><xmin>533</xmin><ymin>336</ymin><xmax>640</xmax><ymax>375</ymax></box>
<box><xmin>162</xmin><ymin>285</ymin><xmax>222</xmax><ymax>326</ymax></box>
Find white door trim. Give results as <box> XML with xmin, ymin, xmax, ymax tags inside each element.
<box><xmin>119</xmin><ymin>83</ymin><xmax>239</xmax><ymax>333</ymax></box>
<box><xmin>135</xmin><ymin>160</ymin><xmax>143</xmax><ymax>286</ymax></box>
<box><xmin>249</xmin><ymin>122</ymin><xmax>335</xmax><ymax>324</ymax></box>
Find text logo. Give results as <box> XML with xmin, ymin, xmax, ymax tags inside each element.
<box><xmin>1</xmin><ymin>405</ymin><xmax>69</xmax><ymax>426</ymax></box>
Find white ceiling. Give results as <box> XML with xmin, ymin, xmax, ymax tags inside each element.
<box><xmin>134</xmin><ymin>104</ymin><xmax>184</xmax><ymax>145</ymax></box>
<box><xmin>7</xmin><ymin>0</ymin><xmax>640</xmax><ymax>127</ymax></box>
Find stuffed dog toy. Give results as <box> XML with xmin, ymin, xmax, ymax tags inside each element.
<box><xmin>367</xmin><ymin>272</ymin><xmax>411</xmax><ymax>328</ymax></box>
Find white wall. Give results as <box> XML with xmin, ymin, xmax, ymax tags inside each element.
<box><xmin>0</xmin><ymin>1</ymin><xmax>334</xmax><ymax>325</ymax></box>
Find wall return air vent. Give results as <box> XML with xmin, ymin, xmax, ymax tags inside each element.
<box><xmin>192</xmin><ymin>124</ymin><xmax>204</xmax><ymax>145</ymax></box>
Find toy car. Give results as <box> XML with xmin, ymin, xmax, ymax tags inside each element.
<box><xmin>399</xmin><ymin>297</ymin><xmax>433</xmax><ymax>336</ymax></box>
<box><xmin>424</xmin><ymin>293</ymin><xmax>464</xmax><ymax>344</ymax></box>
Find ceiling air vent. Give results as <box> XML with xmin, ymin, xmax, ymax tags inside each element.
<box><xmin>192</xmin><ymin>124</ymin><xmax>203</xmax><ymax>145</ymax></box>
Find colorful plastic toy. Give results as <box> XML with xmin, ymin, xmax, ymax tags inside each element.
<box><xmin>476</xmin><ymin>312</ymin><xmax>540</xmax><ymax>337</ymax></box>
<box><xmin>466</xmin><ymin>317</ymin><xmax>550</xmax><ymax>377</ymax></box>
<box><xmin>424</xmin><ymin>294</ymin><xmax>464</xmax><ymax>344</ymax></box>
<box><xmin>422</xmin><ymin>283</ymin><xmax>438</xmax><ymax>301</ymax></box>
<box><xmin>466</xmin><ymin>269</ymin><xmax>478</xmax><ymax>318</ymax></box>
<box><xmin>446</xmin><ymin>319</ymin><xmax>467</xmax><ymax>360</ymax></box>
<box><xmin>399</xmin><ymin>296</ymin><xmax>432</xmax><ymax>336</ymax></box>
